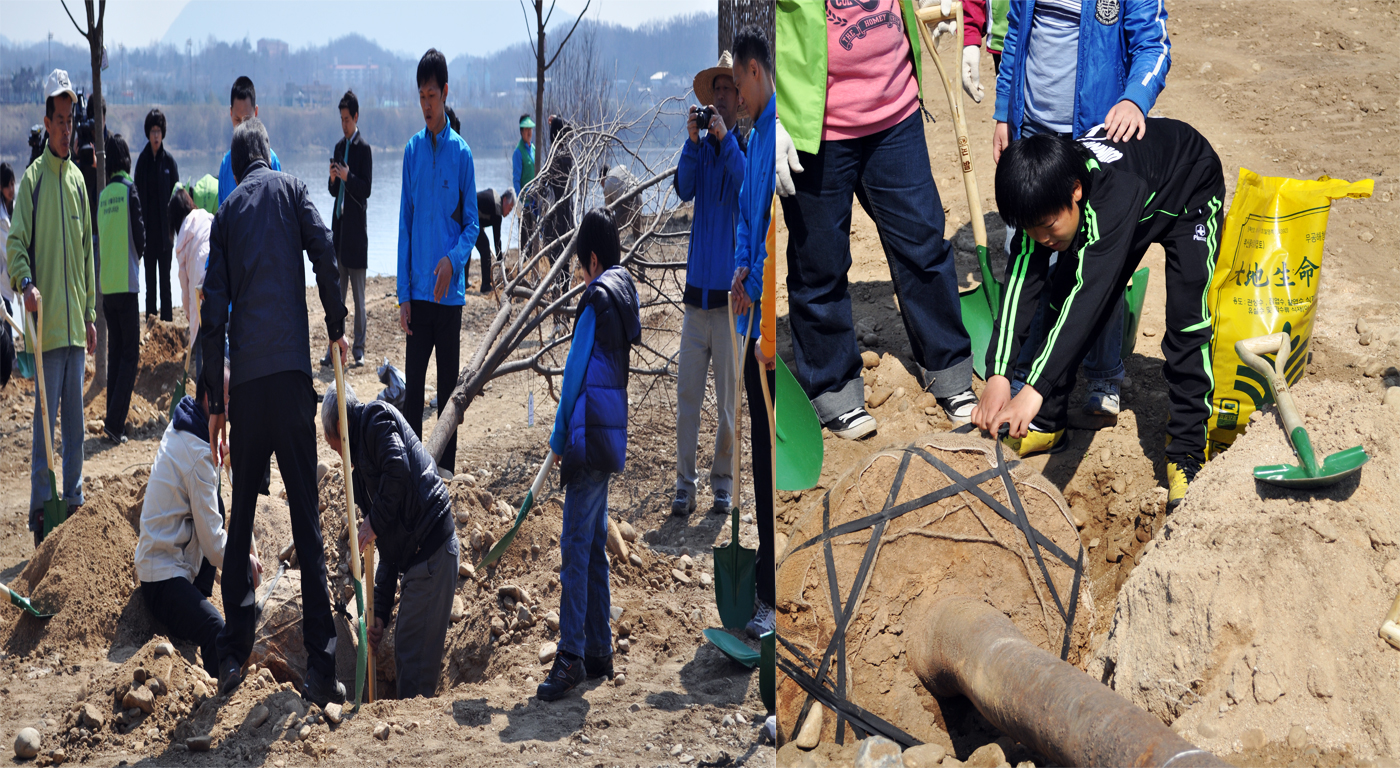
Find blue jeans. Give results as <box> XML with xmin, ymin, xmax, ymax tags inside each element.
<box><xmin>30</xmin><ymin>345</ymin><xmax>86</xmax><ymax>531</ymax></box>
<box><xmin>558</xmin><ymin>469</ymin><xmax>612</xmax><ymax>659</ymax></box>
<box><xmin>782</xmin><ymin>111</ymin><xmax>973</xmax><ymax>423</ymax></box>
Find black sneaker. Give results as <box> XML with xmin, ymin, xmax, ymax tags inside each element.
<box><xmin>710</xmin><ymin>490</ymin><xmax>732</xmax><ymax>516</ymax></box>
<box><xmin>303</xmin><ymin>669</ymin><xmax>346</xmax><ymax>708</ymax></box>
<box><xmin>584</xmin><ymin>653</ymin><xmax>614</xmax><ymax>680</ymax></box>
<box><xmin>936</xmin><ymin>388</ymin><xmax>979</xmax><ymax>425</ymax></box>
<box><xmin>217</xmin><ymin>658</ymin><xmax>244</xmax><ymax>696</ymax></box>
<box><xmin>825</xmin><ymin>407</ymin><xmax>877</xmax><ymax>441</ymax></box>
<box><xmin>102</xmin><ymin>426</ymin><xmax>128</xmax><ymax>445</ymax></box>
<box><xmin>537</xmin><ymin>651</ymin><xmax>585</xmax><ymax>701</ymax></box>
<box><xmin>671</xmin><ymin>489</ymin><xmax>696</xmax><ymax>517</ymax></box>
<box><xmin>352</xmin><ymin>356</ymin><xmax>364</xmax><ymax>368</ymax></box>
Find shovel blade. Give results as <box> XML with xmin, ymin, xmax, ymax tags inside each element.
<box><xmin>42</xmin><ymin>473</ymin><xmax>67</xmax><ymax>536</ymax></box>
<box><xmin>959</xmin><ymin>287</ymin><xmax>995</xmax><ymax>381</ymax></box>
<box><xmin>16</xmin><ymin>351</ymin><xmax>35</xmax><ymax>380</ymax></box>
<box><xmin>703</xmin><ymin>628</ymin><xmax>760</xmax><ymax>668</ymax></box>
<box><xmin>713</xmin><ymin>512</ymin><xmax>756</xmax><ymax>630</ymax></box>
<box><xmin>776</xmin><ymin>358</ymin><xmax>823</xmax><ymax>492</ymax></box>
<box><xmin>8</xmin><ymin>589</ymin><xmax>55</xmax><ymax>619</ymax></box>
<box><xmin>1253</xmin><ymin>445</ymin><xmax>1368</xmax><ymax>488</ymax></box>
<box><xmin>1121</xmin><ymin>267</ymin><xmax>1150</xmax><ymax>357</ymax></box>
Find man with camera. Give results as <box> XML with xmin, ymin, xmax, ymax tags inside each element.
<box><xmin>670</xmin><ymin>52</ymin><xmax>747</xmax><ymax>518</ymax></box>
<box><xmin>6</xmin><ymin>70</ymin><xmax>98</xmax><ymax>547</ymax></box>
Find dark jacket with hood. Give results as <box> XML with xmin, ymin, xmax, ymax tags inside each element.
<box><xmin>200</xmin><ymin>160</ymin><xmax>347</xmax><ymax>412</ymax></box>
<box><xmin>560</xmin><ymin>265</ymin><xmax>641</xmax><ymax>485</ymax></box>
<box><xmin>135</xmin><ymin>142</ymin><xmax>179</xmax><ymax>258</ymax></box>
<box><xmin>348</xmin><ymin>400</ymin><xmax>454</xmax><ymax>619</ymax></box>
<box><xmin>327</xmin><ymin>130</ymin><xmax>372</xmax><ymax>270</ymax></box>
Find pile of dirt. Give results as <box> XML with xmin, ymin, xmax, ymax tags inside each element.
<box><xmin>81</xmin><ymin>319</ymin><xmax>191</xmax><ymax>436</ymax></box>
<box><xmin>2</xmin><ymin>473</ymin><xmax>153</xmax><ymax>660</ymax></box>
<box><xmin>1090</xmin><ymin>380</ymin><xmax>1400</xmax><ymax>762</ymax></box>
<box><xmin>776</xmin><ymin>432</ymin><xmax>1096</xmax><ymax>750</ymax></box>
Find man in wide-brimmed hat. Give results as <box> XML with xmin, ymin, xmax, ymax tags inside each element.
<box><xmin>670</xmin><ymin>51</ymin><xmax>747</xmax><ymax>519</ymax></box>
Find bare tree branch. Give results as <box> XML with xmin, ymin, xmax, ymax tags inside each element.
<box><xmin>60</xmin><ymin>0</ymin><xmax>90</xmax><ymax>40</ymax></box>
<box><xmin>544</xmin><ymin>0</ymin><xmax>591</xmax><ymax>71</ymax></box>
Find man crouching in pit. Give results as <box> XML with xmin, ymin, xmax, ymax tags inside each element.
<box><xmin>321</xmin><ymin>381</ymin><xmax>460</xmax><ymax>698</ymax></box>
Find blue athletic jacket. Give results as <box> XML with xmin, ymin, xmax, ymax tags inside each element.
<box><xmin>217</xmin><ymin>148</ymin><xmax>281</xmax><ymax>206</ymax></box>
<box><xmin>676</xmin><ymin>129</ymin><xmax>746</xmax><ymax>310</ymax></box>
<box><xmin>733</xmin><ymin>94</ymin><xmax>776</xmax><ymax>339</ymax></box>
<box><xmin>994</xmin><ymin>0</ymin><xmax>1171</xmax><ymax>139</ymax></box>
<box><xmin>397</xmin><ymin>122</ymin><xmax>479</xmax><ymax>306</ymax></box>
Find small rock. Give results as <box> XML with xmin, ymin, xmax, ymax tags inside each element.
<box><xmin>867</xmin><ymin>387</ymin><xmax>894</xmax><ymax>409</ymax></box>
<box><xmin>323</xmin><ymin>703</ymin><xmax>343</xmax><ymax>725</ymax></box>
<box><xmin>490</xmin><ymin>616</ymin><xmax>506</xmax><ymax>637</ymax></box>
<box><xmin>1110</xmin><ymin>477</ymin><xmax>1127</xmax><ymax>495</ymax></box>
<box><xmin>1288</xmin><ymin>725</ymin><xmax>1308</xmax><ymax>749</ymax></box>
<box><xmin>517</xmin><ymin>604</ymin><xmax>534</xmax><ymax>627</ymax></box>
<box><xmin>1197</xmin><ymin>720</ymin><xmax>1220</xmax><ymax>739</ymax></box>
<box><xmin>679</xmin><ymin>554</ymin><xmax>694</xmax><ymax>571</ymax></box>
<box><xmin>741</xmin><ymin>513</ymin><xmax>755</xmax><ymax>524</ymax></box>
<box><xmin>539</xmin><ymin>643</ymin><xmax>558</xmax><ymax>665</ymax></box>
<box><xmin>1360</xmin><ymin>231</ymin><xmax>1375</xmax><ymax>243</ymax></box>
<box><xmin>861</xmin><ymin>351</ymin><xmax>880</xmax><ymax>368</ymax></box>
<box><xmin>545</xmin><ymin>611</ymin><xmax>560</xmax><ymax>631</ymax></box>
<box><xmin>966</xmin><ymin>743</ymin><xmax>1006</xmax><ymax>768</ymax></box>
<box><xmin>153</xmin><ymin>643</ymin><xmax>174</xmax><ymax>658</ymax></box>
<box><xmin>459</xmin><ymin>561</ymin><xmax>476</xmax><ymax>579</ymax></box>
<box><xmin>1358</xmin><ymin>317</ymin><xmax>1372</xmax><ymax>335</ymax></box>
<box><xmin>700</xmin><ymin>573</ymin><xmax>712</xmax><ymax>586</ymax></box>
<box><xmin>629</xmin><ymin>703</ymin><xmax>641</xmax><ymax>713</ymax></box>
<box><xmin>79</xmin><ymin>703</ymin><xmax>106</xmax><ymax>730</ymax></box>
<box><xmin>133</xmin><ymin>668</ymin><xmax>148</xmax><ymax>684</ymax></box>
<box><xmin>863</xmin><ymin>332</ymin><xmax>880</xmax><ymax>347</ymax></box>
<box><xmin>298</xmin><ymin>724</ymin><xmax>312</xmax><ymax>741</ymax></box>
<box><xmin>902</xmin><ymin>743</ymin><xmax>946</xmax><ymax>768</ymax></box>
<box><xmin>672</xmin><ymin>568</ymin><xmax>692</xmax><ymax>585</ymax></box>
<box><xmin>316</xmin><ymin>461</ymin><xmax>331</xmax><ymax>484</ymax></box>
<box><xmin>795</xmin><ymin>705</ymin><xmax>822</xmax><ymax>749</ymax></box>
<box><xmin>15</xmin><ymin>727</ymin><xmax>41</xmax><ymax>759</ymax></box>
<box><xmin>373</xmin><ymin>722</ymin><xmax>390</xmax><ymax>741</ymax></box>
<box><xmin>610</xmin><ymin>605</ymin><xmax>623</xmax><ymax>621</ymax></box>
<box><xmin>50</xmin><ymin>747</ymin><xmax>66</xmax><ymax>764</ymax></box>
<box><xmin>186</xmin><ymin>735</ymin><xmax>212</xmax><ymax>752</ymax></box>
<box><xmin>1364</xmin><ymin>360</ymin><xmax>1385</xmax><ymax>377</ymax></box>
<box><xmin>1360</xmin><ymin>331</ymin><xmax>1374</xmax><ymax>346</ymax></box>
<box><xmin>617</xmin><ymin>638</ymin><xmax>631</xmax><ymax>653</ymax></box>
<box><xmin>1088</xmin><ymin>537</ymin><xmax>1100</xmax><ymax>549</ymax></box>
<box><xmin>618</xmin><ymin>520</ymin><xmax>637</xmax><ymax>542</ymax></box>
<box><xmin>853</xmin><ymin>736</ymin><xmax>903</xmax><ymax>768</ymax></box>
<box><xmin>146</xmin><ymin>676</ymin><xmax>167</xmax><ymax>696</ymax></box>
<box><xmin>1142</xmin><ymin>328</ymin><xmax>1157</xmax><ymax>337</ymax></box>
<box><xmin>628</xmin><ymin>553</ymin><xmax>644</xmax><ymax>568</ymax></box>
<box><xmin>455</xmin><ymin>510</ymin><xmax>471</xmax><ymax>525</ymax></box>
<box><xmin>1240</xmin><ymin>728</ymin><xmax>1267</xmax><ymax>750</ymax></box>
<box><xmin>248</xmin><ymin>705</ymin><xmax>270</xmax><ymax>728</ymax></box>
<box><xmin>613</xmin><ymin>673</ymin><xmax>626</xmax><ymax>687</ymax></box>
<box><xmin>450</xmin><ymin>596</ymin><xmax>465</xmax><ymax>623</ymax></box>
<box><xmin>618</xmin><ymin>620</ymin><xmax>632</xmax><ymax>637</ymax></box>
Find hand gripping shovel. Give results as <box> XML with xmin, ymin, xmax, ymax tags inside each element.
<box><xmin>0</xmin><ymin>582</ymin><xmax>55</xmax><ymax>619</ymax></box>
<box><xmin>1236</xmin><ymin>333</ymin><xmax>1369</xmax><ymax>488</ymax></box>
<box><xmin>332</xmin><ymin>344</ymin><xmax>373</xmax><ymax>707</ymax></box>
<box><xmin>31</xmin><ymin>300</ymin><xmax>68</xmax><ymax>536</ymax></box>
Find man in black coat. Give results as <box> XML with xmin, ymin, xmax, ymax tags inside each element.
<box><xmin>326</xmin><ymin>90</ymin><xmax>373</xmax><ymax>366</ymax></box>
<box><xmin>321</xmin><ymin>381</ymin><xmax>459</xmax><ymax>699</ymax></box>
<box><xmin>475</xmin><ymin>187</ymin><xmax>514</xmax><ymax>293</ymax></box>
<box><xmin>200</xmin><ymin>117</ymin><xmax>349</xmax><ymax>707</ymax></box>
<box><xmin>135</xmin><ymin>108</ymin><xmax>179</xmax><ymax>321</ymax></box>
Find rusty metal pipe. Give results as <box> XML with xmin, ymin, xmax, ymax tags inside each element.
<box><xmin>908</xmin><ymin>597</ymin><xmax>1229</xmax><ymax>768</ymax></box>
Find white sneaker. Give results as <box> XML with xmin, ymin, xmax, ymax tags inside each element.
<box><xmin>937</xmin><ymin>388</ymin><xmax>979</xmax><ymax>424</ymax></box>
<box><xmin>1083</xmin><ymin>379</ymin><xmax>1121</xmax><ymax>416</ymax></box>
<box><xmin>825</xmin><ymin>407</ymin><xmax>877</xmax><ymax>440</ymax></box>
<box><xmin>746</xmin><ymin>600</ymin><xmax>776</xmax><ymax>638</ymax></box>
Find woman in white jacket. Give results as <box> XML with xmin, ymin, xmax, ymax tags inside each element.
<box><xmin>168</xmin><ymin>187</ymin><xmax>213</xmax><ymax>365</ymax></box>
<box><xmin>135</xmin><ymin>359</ymin><xmax>261</xmax><ymax>677</ymax></box>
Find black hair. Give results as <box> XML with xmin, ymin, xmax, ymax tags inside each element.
<box><xmin>0</xmin><ymin>163</ymin><xmax>13</xmax><ymax>217</ymax></box>
<box><xmin>168</xmin><ymin>186</ymin><xmax>195</xmax><ymax>242</ymax></box>
<box><xmin>230</xmin><ymin>75</ymin><xmax>256</xmax><ymax>109</ymax></box>
<box><xmin>144</xmin><ymin>108</ymin><xmax>167</xmax><ymax>140</ymax></box>
<box><xmin>994</xmin><ymin>133</ymin><xmax>1094</xmax><ymax>230</ymax></box>
<box><xmin>417</xmin><ymin>48</ymin><xmax>448</xmax><ymax>90</ymax></box>
<box><xmin>231</xmin><ymin>117</ymin><xmax>271</xmax><ymax>183</ymax></box>
<box><xmin>445</xmin><ymin>105</ymin><xmax>460</xmax><ymax>135</ymax></box>
<box><xmin>576</xmin><ymin>207</ymin><xmax>621</xmax><ymax>272</ymax></box>
<box><xmin>106</xmin><ymin>133</ymin><xmax>131</xmax><ymax>177</ymax></box>
<box><xmin>339</xmin><ymin>90</ymin><xmax>359</xmax><ymax>118</ymax></box>
<box><xmin>549</xmin><ymin>114</ymin><xmax>567</xmax><ymax>138</ymax></box>
<box><xmin>733</xmin><ymin>25</ymin><xmax>773</xmax><ymax>75</ymax></box>
<box><xmin>44</xmin><ymin>93</ymin><xmax>72</xmax><ymax>119</ymax></box>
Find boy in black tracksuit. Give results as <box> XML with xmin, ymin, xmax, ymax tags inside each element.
<box><xmin>972</xmin><ymin>118</ymin><xmax>1225</xmax><ymax>510</ymax></box>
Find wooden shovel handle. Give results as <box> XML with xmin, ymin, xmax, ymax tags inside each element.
<box><xmin>32</xmin><ymin>300</ymin><xmax>58</xmax><ymax>473</ymax></box>
<box><xmin>1235</xmin><ymin>333</ymin><xmax>1306</xmax><ymax>436</ymax></box>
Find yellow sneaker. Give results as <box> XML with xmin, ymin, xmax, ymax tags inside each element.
<box><xmin>1001</xmin><ymin>429</ymin><xmax>1067</xmax><ymax>457</ymax></box>
<box><xmin>1166</xmin><ymin>457</ymin><xmax>1201</xmax><ymax>512</ymax></box>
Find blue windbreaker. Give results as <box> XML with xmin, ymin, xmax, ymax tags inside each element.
<box><xmin>994</xmin><ymin>0</ymin><xmax>1171</xmax><ymax>139</ymax></box>
<box><xmin>675</xmin><ymin>129</ymin><xmax>745</xmax><ymax>309</ymax></box>
<box><xmin>733</xmin><ymin>94</ymin><xmax>776</xmax><ymax>339</ymax></box>
<box><xmin>397</xmin><ymin>122</ymin><xmax>479</xmax><ymax>306</ymax></box>
<box><xmin>217</xmin><ymin>148</ymin><xmax>281</xmax><ymax>205</ymax></box>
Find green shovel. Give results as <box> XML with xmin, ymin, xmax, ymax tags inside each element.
<box><xmin>480</xmin><ymin>457</ymin><xmax>552</xmax><ymax>568</ymax></box>
<box><xmin>776</xmin><ymin>357</ymin><xmax>823</xmax><ymax>492</ymax></box>
<box><xmin>32</xmin><ymin>302</ymin><xmax>68</xmax><ymax>537</ymax></box>
<box><xmin>0</xmin><ymin>582</ymin><xmax>55</xmax><ymax>619</ymax></box>
<box><xmin>713</xmin><ymin>508</ymin><xmax>757</xmax><ymax>630</ymax></box>
<box><xmin>1236</xmin><ymin>333</ymin><xmax>1369</xmax><ymax>488</ymax></box>
<box><xmin>1121</xmin><ymin>267</ymin><xmax>1150</xmax><ymax>357</ymax></box>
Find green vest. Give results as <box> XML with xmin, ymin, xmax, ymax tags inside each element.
<box><xmin>191</xmin><ymin>173</ymin><xmax>219</xmax><ymax>214</ymax></box>
<box><xmin>516</xmin><ymin>139</ymin><xmax>536</xmax><ymax>186</ymax></box>
<box><xmin>98</xmin><ymin>172</ymin><xmax>139</xmax><ymax>295</ymax></box>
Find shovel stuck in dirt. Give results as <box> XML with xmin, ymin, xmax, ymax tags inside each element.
<box><xmin>1236</xmin><ymin>333</ymin><xmax>1369</xmax><ymax>488</ymax></box>
<box><xmin>332</xmin><ymin>344</ymin><xmax>373</xmax><ymax>706</ymax></box>
<box><xmin>480</xmin><ymin>457</ymin><xmax>553</xmax><ymax>569</ymax></box>
<box><xmin>31</xmin><ymin>300</ymin><xmax>68</xmax><ymax>536</ymax></box>
<box><xmin>0</xmin><ymin>582</ymin><xmax>55</xmax><ymax>619</ymax></box>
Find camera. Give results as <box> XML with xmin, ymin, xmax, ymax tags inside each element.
<box><xmin>695</xmin><ymin>106</ymin><xmax>716</xmax><ymax>133</ymax></box>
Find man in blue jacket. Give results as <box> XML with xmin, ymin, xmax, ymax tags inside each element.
<box><xmin>671</xmin><ymin>52</ymin><xmax>746</xmax><ymax>519</ymax></box>
<box><xmin>397</xmin><ymin>49</ymin><xmax>479</xmax><ymax>475</ymax></box>
<box><xmin>201</xmin><ymin>117</ymin><xmax>348</xmax><ymax>707</ymax></box>
<box><xmin>217</xmin><ymin>77</ymin><xmax>282</xmax><ymax>205</ymax></box>
<box><xmin>730</xmin><ymin>26</ymin><xmax>778</xmax><ymax>639</ymax></box>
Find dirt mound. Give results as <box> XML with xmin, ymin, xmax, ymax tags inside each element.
<box><xmin>776</xmin><ymin>432</ymin><xmax>1096</xmax><ymax>749</ymax></box>
<box><xmin>135</xmin><ymin>319</ymin><xmax>192</xmax><ymax>405</ymax></box>
<box><xmin>1090</xmin><ymin>380</ymin><xmax>1400</xmax><ymax>761</ymax></box>
<box><xmin>2</xmin><ymin>473</ymin><xmax>153</xmax><ymax>660</ymax></box>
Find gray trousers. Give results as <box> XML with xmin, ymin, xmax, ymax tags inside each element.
<box><xmin>674</xmin><ymin>304</ymin><xmax>736</xmax><ymax>499</ymax></box>
<box><xmin>30</xmin><ymin>345</ymin><xmax>86</xmax><ymax>531</ymax></box>
<box><xmin>393</xmin><ymin>533</ymin><xmax>459</xmax><ymax>699</ymax></box>
<box><xmin>338</xmin><ymin>264</ymin><xmax>366</xmax><ymax>360</ymax></box>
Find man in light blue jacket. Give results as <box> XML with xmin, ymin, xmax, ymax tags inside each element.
<box><xmin>397</xmin><ymin>48</ymin><xmax>479</xmax><ymax>475</ymax></box>
<box><xmin>217</xmin><ymin>77</ymin><xmax>282</xmax><ymax>205</ymax></box>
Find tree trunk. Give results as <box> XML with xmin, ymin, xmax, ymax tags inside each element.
<box><xmin>80</xmin><ymin>0</ymin><xmax>108</xmax><ymax>396</ymax></box>
<box><xmin>534</xmin><ymin>0</ymin><xmax>546</xmax><ymax>178</ymax></box>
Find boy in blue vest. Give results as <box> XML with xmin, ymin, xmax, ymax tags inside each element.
<box><xmin>97</xmin><ymin>134</ymin><xmax>145</xmax><ymax>445</ymax></box>
<box><xmin>537</xmin><ymin>208</ymin><xmax>640</xmax><ymax>703</ymax></box>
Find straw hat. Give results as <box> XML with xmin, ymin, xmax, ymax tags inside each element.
<box><xmin>692</xmin><ymin>51</ymin><xmax>735</xmax><ymax>107</ymax></box>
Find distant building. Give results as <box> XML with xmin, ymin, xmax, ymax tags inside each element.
<box><xmin>257</xmin><ymin>38</ymin><xmax>289</xmax><ymax>58</ymax></box>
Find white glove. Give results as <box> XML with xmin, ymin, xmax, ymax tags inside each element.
<box><xmin>775</xmin><ymin>117</ymin><xmax>804</xmax><ymax>198</ymax></box>
<box><xmin>923</xmin><ymin>0</ymin><xmax>956</xmax><ymax>43</ymax></box>
<box><xmin>962</xmin><ymin>44</ymin><xmax>983</xmax><ymax>103</ymax></box>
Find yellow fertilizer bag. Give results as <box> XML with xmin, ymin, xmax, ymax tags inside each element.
<box><xmin>1205</xmin><ymin>169</ymin><xmax>1371</xmax><ymax>456</ymax></box>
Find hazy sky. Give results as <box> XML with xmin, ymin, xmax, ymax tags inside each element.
<box><xmin>3</xmin><ymin>0</ymin><xmax>717</xmax><ymax>57</ymax></box>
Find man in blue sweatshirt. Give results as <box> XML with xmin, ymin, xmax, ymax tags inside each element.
<box><xmin>671</xmin><ymin>52</ymin><xmax>746</xmax><ymax>519</ymax></box>
<box><xmin>217</xmin><ymin>77</ymin><xmax>281</xmax><ymax>206</ymax></box>
<box><xmin>537</xmin><ymin>208</ymin><xmax>640</xmax><ymax>703</ymax></box>
<box><xmin>397</xmin><ymin>49</ymin><xmax>479</xmax><ymax>475</ymax></box>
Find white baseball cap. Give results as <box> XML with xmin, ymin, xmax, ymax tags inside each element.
<box><xmin>44</xmin><ymin>69</ymin><xmax>77</xmax><ymax>102</ymax></box>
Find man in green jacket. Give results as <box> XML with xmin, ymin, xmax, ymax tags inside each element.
<box><xmin>97</xmin><ymin>133</ymin><xmax>145</xmax><ymax>445</ymax></box>
<box><xmin>6</xmin><ymin>69</ymin><xmax>98</xmax><ymax>547</ymax></box>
